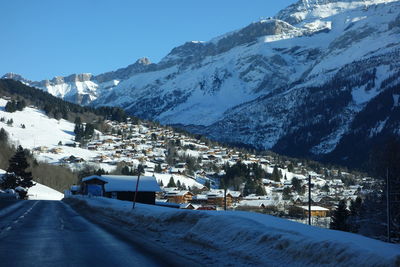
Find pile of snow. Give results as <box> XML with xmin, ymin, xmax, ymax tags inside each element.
<box><xmin>28</xmin><ymin>182</ymin><xmax>64</xmax><ymax>200</ymax></box>
<box><xmin>0</xmin><ymin>168</ymin><xmax>5</xmax><ymax>182</ymax></box>
<box><xmin>71</xmin><ymin>196</ymin><xmax>400</xmax><ymax>266</ymax></box>
<box><xmin>0</xmin><ymin>188</ymin><xmax>19</xmax><ymax>199</ymax></box>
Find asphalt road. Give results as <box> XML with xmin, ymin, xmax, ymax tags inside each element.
<box><xmin>0</xmin><ymin>199</ymin><xmax>19</xmax><ymax>210</ymax></box>
<box><xmin>0</xmin><ymin>200</ymin><xmax>168</xmax><ymax>267</ymax></box>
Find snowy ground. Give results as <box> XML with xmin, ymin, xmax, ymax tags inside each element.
<box><xmin>0</xmin><ymin>99</ymin><xmax>104</xmax><ymax>166</ymax></box>
<box><xmin>28</xmin><ymin>182</ymin><xmax>64</xmax><ymax>200</ymax></box>
<box><xmin>68</xmin><ymin>196</ymin><xmax>400</xmax><ymax>267</ymax></box>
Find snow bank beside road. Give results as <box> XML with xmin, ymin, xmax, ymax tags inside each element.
<box><xmin>28</xmin><ymin>182</ymin><xmax>63</xmax><ymax>200</ymax></box>
<box><xmin>70</xmin><ymin>196</ymin><xmax>400</xmax><ymax>267</ymax></box>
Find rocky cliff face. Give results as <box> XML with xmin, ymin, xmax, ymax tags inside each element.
<box><xmin>3</xmin><ymin>0</ymin><xmax>400</xmax><ymax>167</ymax></box>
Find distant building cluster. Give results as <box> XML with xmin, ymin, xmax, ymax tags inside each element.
<box><xmin>60</xmin><ymin>119</ymin><xmax>379</xmax><ymax>228</ymax></box>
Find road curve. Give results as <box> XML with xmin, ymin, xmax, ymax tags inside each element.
<box><xmin>0</xmin><ymin>200</ymin><xmax>166</xmax><ymax>267</ymax></box>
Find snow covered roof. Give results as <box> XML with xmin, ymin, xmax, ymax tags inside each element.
<box><xmin>192</xmin><ymin>194</ymin><xmax>207</xmax><ymax>200</ymax></box>
<box><xmin>239</xmin><ymin>199</ymin><xmax>274</xmax><ymax>207</ymax></box>
<box><xmin>70</xmin><ymin>185</ymin><xmax>80</xmax><ymax>191</ymax></box>
<box><xmin>82</xmin><ymin>175</ymin><xmax>161</xmax><ymax>192</ymax></box>
<box><xmin>298</xmin><ymin>206</ymin><xmax>329</xmax><ymax>211</ymax></box>
<box><xmin>179</xmin><ymin>203</ymin><xmax>201</xmax><ymax>209</ymax></box>
<box><xmin>165</xmin><ymin>190</ymin><xmax>193</xmax><ymax>197</ymax></box>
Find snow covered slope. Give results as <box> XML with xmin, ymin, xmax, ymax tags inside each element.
<box><xmin>0</xmin><ymin>98</ymin><xmax>101</xmax><ymax>165</ymax></box>
<box><xmin>73</xmin><ymin>196</ymin><xmax>400</xmax><ymax>266</ymax></box>
<box><xmin>28</xmin><ymin>182</ymin><xmax>64</xmax><ymax>200</ymax></box>
<box><xmin>3</xmin><ymin>0</ymin><xmax>400</xmax><ymax>167</ymax></box>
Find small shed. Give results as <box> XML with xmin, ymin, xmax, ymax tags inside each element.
<box><xmin>81</xmin><ymin>175</ymin><xmax>107</xmax><ymax>196</ymax></box>
<box><xmin>70</xmin><ymin>185</ymin><xmax>81</xmax><ymax>195</ymax></box>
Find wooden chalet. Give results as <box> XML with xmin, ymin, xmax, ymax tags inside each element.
<box><xmin>207</xmin><ymin>190</ymin><xmax>233</xmax><ymax>207</ymax></box>
<box><xmin>165</xmin><ymin>190</ymin><xmax>194</xmax><ymax>204</ymax></box>
<box><xmin>298</xmin><ymin>206</ymin><xmax>329</xmax><ymax>217</ymax></box>
<box><xmin>191</xmin><ymin>194</ymin><xmax>208</xmax><ymax>205</ymax></box>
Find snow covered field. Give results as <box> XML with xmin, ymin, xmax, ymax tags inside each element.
<box><xmin>0</xmin><ymin>98</ymin><xmax>118</xmax><ymax>173</ymax></box>
<box><xmin>28</xmin><ymin>182</ymin><xmax>64</xmax><ymax>200</ymax></box>
<box><xmin>0</xmin><ymin>99</ymin><xmax>100</xmax><ymax>163</ymax></box>
<box><xmin>70</xmin><ymin>196</ymin><xmax>400</xmax><ymax>267</ymax></box>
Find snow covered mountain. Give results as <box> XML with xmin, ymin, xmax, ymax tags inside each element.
<box><xmin>3</xmin><ymin>0</ymin><xmax>400</xmax><ymax>167</ymax></box>
<box><xmin>2</xmin><ymin>57</ymin><xmax>152</xmax><ymax>105</ymax></box>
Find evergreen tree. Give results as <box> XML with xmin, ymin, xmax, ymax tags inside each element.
<box><xmin>53</xmin><ymin>110</ymin><xmax>62</xmax><ymax>120</ymax></box>
<box><xmin>0</xmin><ymin>128</ymin><xmax>8</xmax><ymax>142</ymax></box>
<box><xmin>0</xmin><ymin>173</ymin><xmax>19</xmax><ymax>190</ymax></box>
<box><xmin>287</xmin><ymin>163</ymin><xmax>294</xmax><ymax>172</ymax></box>
<box><xmin>181</xmin><ymin>182</ymin><xmax>187</xmax><ymax>190</ymax></box>
<box><xmin>292</xmin><ymin>177</ymin><xmax>303</xmax><ymax>194</ymax></box>
<box><xmin>350</xmin><ymin>197</ymin><xmax>362</xmax><ymax>217</ymax></box>
<box><xmin>271</xmin><ymin>166</ymin><xmax>281</xmax><ymax>182</ymax></box>
<box><xmin>73</xmin><ymin>117</ymin><xmax>85</xmax><ymax>142</ymax></box>
<box><xmin>204</xmin><ymin>180</ymin><xmax>211</xmax><ymax>189</ymax></box>
<box><xmin>95</xmin><ymin>168</ymin><xmax>107</xmax><ymax>176</ymax></box>
<box><xmin>282</xmin><ymin>187</ymin><xmax>292</xmax><ymax>200</ymax></box>
<box><xmin>134</xmin><ymin>164</ymin><xmax>145</xmax><ymax>176</ymax></box>
<box><xmin>243</xmin><ymin>179</ymin><xmax>257</xmax><ymax>196</ymax></box>
<box><xmin>155</xmin><ymin>164</ymin><xmax>162</xmax><ymax>173</ymax></box>
<box><xmin>74</xmin><ymin>116</ymin><xmax>82</xmax><ymax>125</ymax></box>
<box><xmin>348</xmin><ymin>196</ymin><xmax>363</xmax><ymax>233</ymax></box>
<box><xmin>167</xmin><ymin>176</ymin><xmax>176</xmax><ymax>187</ymax></box>
<box><xmin>3</xmin><ymin>146</ymin><xmax>34</xmax><ymax>197</ymax></box>
<box><xmin>330</xmin><ymin>200</ymin><xmax>350</xmax><ymax>231</ymax></box>
<box><xmin>4</xmin><ymin>100</ymin><xmax>25</xmax><ymax>113</ymax></box>
<box><xmin>255</xmin><ymin>184</ymin><xmax>266</xmax><ymax>195</ymax></box>
<box><xmin>121</xmin><ymin>166</ymin><xmax>132</xmax><ymax>175</ymax></box>
<box><xmin>176</xmin><ymin>180</ymin><xmax>182</xmax><ymax>189</ymax></box>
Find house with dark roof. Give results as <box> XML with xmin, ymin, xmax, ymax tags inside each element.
<box><xmin>81</xmin><ymin>175</ymin><xmax>161</xmax><ymax>205</ymax></box>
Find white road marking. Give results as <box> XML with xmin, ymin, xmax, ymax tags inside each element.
<box><xmin>0</xmin><ymin>201</ymin><xmax>40</xmax><ymax>235</ymax></box>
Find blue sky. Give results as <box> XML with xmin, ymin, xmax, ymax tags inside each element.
<box><xmin>0</xmin><ymin>0</ymin><xmax>297</xmax><ymax>81</ymax></box>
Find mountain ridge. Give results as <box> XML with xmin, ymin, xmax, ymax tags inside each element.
<box><xmin>2</xmin><ymin>0</ymin><xmax>400</xmax><ymax>168</ymax></box>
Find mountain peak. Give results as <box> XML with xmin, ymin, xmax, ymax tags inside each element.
<box><xmin>135</xmin><ymin>57</ymin><xmax>151</xmax><ymax>65</ymax></box>
<box><xmin>1</xmin><ymin>73</ymin><xmax>32</xmax><ymax>84</ymax></box>
<box><xmin>2</xmin><ymin>72</ymin><xmax>27</xmax><ymax>81</ymax></box>
<box><xmin>275</xmin><ymin>0</ymin><xmax>368</xmax><ymax>24</ymax></box>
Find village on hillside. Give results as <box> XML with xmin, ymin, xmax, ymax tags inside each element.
<box><xmin>51</xmin><ymin>118</ymin><xmax>379</xmax><ymax>228</ymax></box>
<box><xmin>0</xmin><ymin>98</ymin><xmax>381</xmax><ymax>229</ymax></box>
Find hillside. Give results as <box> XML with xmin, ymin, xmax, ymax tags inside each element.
<box><xmin>3</xmin><ymin>0</ymin><xmax>400</xmax><ymax>169</ymax></box>
<box><xmin>1</xmin><ymin>80</ymin><xmax>396</xmax><ymax>241</ymax></box>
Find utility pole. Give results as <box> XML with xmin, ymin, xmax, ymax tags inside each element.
<box><xmin>386</xmin><ymin>168</ymin><xmax>391</xmax><ymax>243</ymax></box>
<box><xmin>224</xmin><ymin>188</ymin><xmax>227</xmax><ymax>211</ymax></box>
<box><xmin>132</xmin><ymin>165</ymin><xmax>144</xmax><ymax>209</ymax></box>
<box><xmin>308</xmin><ymin>174</ymin><xmax>312</xmax><ymax>225</ymax></box>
